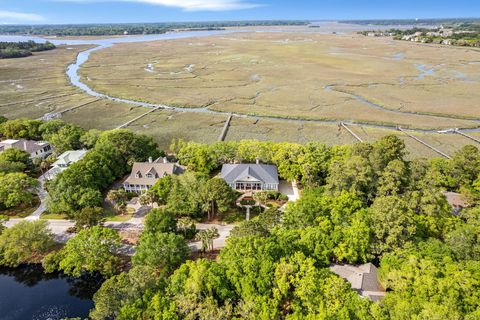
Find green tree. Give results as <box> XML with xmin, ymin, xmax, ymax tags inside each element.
<box><xmin>48</xmin><ymin>123</ymin><xmax>86</xmax><ymax>153</ymax></box>
<box><xmin>57</xmin><ymin>226</ymin><xmax>122</xmax><ymax>277</ymax></box>
<box><xmin>133</xmin><ymin>232</ymin><xmax>189</xmax><ymax>274</ymax></box>
<box><xmin>195</xmin><ymin>227</ymin><xmax>219</xmax><ymax>252</ymax></box>
<box><xmin>377</xmin><ymin>159</ymin><xmax>408</xmax><ymax>196</ymax></box>
<box><xmin>451</xmin><ymin>145</ymin><xmax>480</xmax><ymax>187</ymax></box>
<box><xmin>90</xmin><ymin>266</ymin><xmax>163</xmax><ymax>320</ymax></box>
<box><xmin>166</xmin><ymin>259</ymin><xmax>236</xmax><ymax>319</ymax></box>
<box><xmin>369</xmin><ymin>196</ymin><xmax>416</xmax><ymax>255</ymax></box>
<box><xmin>80</xmin><ymin>129</ymin><xmax>102</xmax><ymax>149</ymax></box>
<box><xmin>0</xmin><ymin>118</ymin><xmax>42</xmax><ymax>139</ymax></box>
<box><xmin>73</xmin><ymin>207</ymin><xmax>105</xmax><ymax>230</ymax></box>
<box><xmin>0</xmin><ymin>172</ymin><xmax>38</xmax><ymax>208</ymax></box>
<box><xmin>0</xmin><ymin>220</ymin><xmax>55</xmax><ymax>266</ymax></box>
<box><xmin>201</xmin><ymin>178</ymin><xmax>237</xmax><ymax>220</ymax></box>
<box><xmin>0</xmin><ymin>148</ymin><xmax>31</xmax><ymax>168</ymax></box>
<box><xmin>149</xmin><ymin>175</ymin><xmax>173</xmax><ymax>205</ymax></box>
<box><xmin>144</xmin><ymin>209</ymin><xmax>177</xmax><ymax>234</ymax></box>
<box><xmin>107</xmin><ymin>189</ymin><xmax>129</xmax><ymax>213</ymax></box>
<box><xmin>327</xmin><ymin>155</ymin><xmax>375</xmax><ymax>203</ymax></box>
<box><xmin>166</xmin><ymin>172</ymin><xmax>207</xmax><ymax>217</ymax></box>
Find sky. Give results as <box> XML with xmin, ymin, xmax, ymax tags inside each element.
<box><xmin>0</xmin><ymin>0</ymin><xmax>479</xmax><ymax>25</ymax></box>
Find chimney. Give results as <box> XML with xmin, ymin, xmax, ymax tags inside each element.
<box><xmin>256</xmin><ymin>157</ymin><xmax>260</xmax><ymax>165</ymax></box>
<box><xmin>163</xmin><ymin>157</ymin><xmax>168</xmax><ymax>164</ymax></box>
<box><xmin>148</xmin><ymin>156</ymin><xmax>153</xmax><ymax>163</ymax></box>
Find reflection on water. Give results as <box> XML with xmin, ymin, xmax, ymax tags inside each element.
<box><xmin>0</xmin><ymin>265</ymin><xmax>102</xmax><ymax>320</ymax></box>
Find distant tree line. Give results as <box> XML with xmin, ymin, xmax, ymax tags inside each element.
<box><xmin>0</xmin><ymin>21</ymin><xmax>309</xmax><ymax>36</ymax></box>
<box><xmin>0</xmin><ymin>41</ymin><xmax>55</xmax><ymax>59</ymax></box>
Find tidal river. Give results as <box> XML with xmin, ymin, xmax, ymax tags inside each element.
<box><xmin>0</xmin><ymin>265</ymin><xmax>102</xmax><ymax>320</ymax></box>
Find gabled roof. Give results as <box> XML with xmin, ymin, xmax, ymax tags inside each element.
<box><xmin>0</xmin><ymin>139</ymin><xmax>49</xmax><ymax>154</ymax></box>
<box><xmin>125</xmin><ymin>159</ymin><xmax>184</xmax><ymax>185</ymax></box>
<box><xmin>221</xmin><ymin>163</ymin><xmax>279</xmax><ymax>184</ymax></box>
<box><xmin>330</xmin><ymin>263</ymin><xmax>385</xmax><ymax>301</ymax></box>
<box><xmin>52</xmin><ymin>150</ymin><xmax>87</xmax><ymax>167</ymax></box>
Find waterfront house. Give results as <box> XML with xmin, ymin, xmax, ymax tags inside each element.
<box><xmin>330</xmin><ymin>263</ymin><xmax>386</xmax><ymax>301</ymax></box>
<box><xmin>123</xmin><ymin>157</ymin><xmax>184</xmax><ymax>194</ymax></box>
<box><xmin>220</xmin><ymin>161</ymin><xmax>279</xmax><ymax>192</ymax></box>
<box><xmin>45</xmin><ymin>149</ymin><xmax>88</xmax><ymax>180</ymax></box>
<box><xmin>0</xmin><ymin>139</ymin><xmax>52</xmax><ymax>159</ymax></box>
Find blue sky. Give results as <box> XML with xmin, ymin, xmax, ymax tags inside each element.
<box><xmin>0</xmin><ymin>0</ymin><xmax>479</xmax><ymax>24</ymax></box>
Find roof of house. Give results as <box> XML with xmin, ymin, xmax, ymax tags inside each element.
<box><xmin>52</xmin><ymin>150</ymin><xmax>88</xmax><ymax>167</ymax></box>
<box><xmin>221</xmin><ymin>163</ymin><xmax>279</xmax><ymax>184</ymax></box>
<box><xmin>330</xmin><ymin>263</ymin><xmax>385</xmax><ymax>301</ymax></box>
<box><xmin>0</xmin><ymin>139</ymin><xmax>49</xmax><ymax>154</ymax></box>
<box><xmin>124</xmin><ymin>158</ymin><xmax>184</xmax><ymax>186</ymax></box>
<box><xmin>443</xmin><ymin>192</ymin><xmax>468</xmax><ymax>208</ymax></box>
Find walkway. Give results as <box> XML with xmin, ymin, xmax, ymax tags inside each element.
<box><xmin>25</xmin><ymin>174</ymin><xmax>48</xmax><ymax>221</ymax></box>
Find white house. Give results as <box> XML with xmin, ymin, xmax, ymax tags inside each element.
<box><xmin>45</xmin><ymin>150</ymin><xmax>88</xmax><ymax>180</ymax></box>
<box><xmin>0</xmin><ymin>139</ymin><xmax>52</xmax><ymax>159</ymax></box>
<box><xmin>220</xmin><ymin>161</ymin><xmax>279</xmax><ymax>192</ymax></box>
<box><xmin>123</xmin><ymin>157</ymin><xmax>184</xmax><ymax>194</ymax></box>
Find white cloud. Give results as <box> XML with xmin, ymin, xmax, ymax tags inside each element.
<box><xmin>57</xmin><ymin>0</ymin><xmax>263</xmax><ymax>11</ymax></box>
<box><xmin>0</xmin><ymin>10</ymin><xmax>45</xmax><ymax>22</ymax></box>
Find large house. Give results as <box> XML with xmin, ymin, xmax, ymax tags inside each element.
<box><xmin>220</xmin><ymin>162</ymin><xmax>279</xmax><ymax>192</ymax></box>
<box><xmin>0</xmin><ymin>139</ymin><xmax>52</xmax><ymax>159</ymax></box>
<box><xmin>330</xmin><ymin>263</ymin><xmax>386</xmax><ymax>301</ymax></box>
<box><xmin>45</xmin><ymin>150</ymin><xmax>88</xmax><ymax>180</ymax></box>
<box><xmin>123</xmin><ymin>157</ymin><xmax>184</xmax><ymax>194</ymax></box>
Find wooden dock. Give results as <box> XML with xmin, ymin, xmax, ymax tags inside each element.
<box><xmin>218</xmin><ymin>113</ymin><xmax>233</xmax><ymax>141</ymax></box>
<box><xmin>398</xmin><ymin>127</ymin><xmax>451</xmax><ymax>159</ymax></box>
<box><xmin>340</xmin><ymin>122</ymin><xmax>364</xmax><ymax>142</ymax></box>
<box><xmin>116</xmin><ymin>107</ymin><xmax>159</xmax><ymax>129</ymax></box>
<box><xmin>454</xmin><ymin>129</ymin><xmax>480</xmax><ymax>145</ymax></box>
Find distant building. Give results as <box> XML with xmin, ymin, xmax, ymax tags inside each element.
<box><xmin>0</xmin><ymin>139</ymin><xmax>52</xmax><ymax>159</ymax></box>
<box><xmin>220</xmin><ymin>161</ymin><xmax>279</xmax><ymax>192</ymax></box>
<box><xmin>443</xmin><ymin>191</ymin><xmax>469</xmax><ymax>215</ymax></box>
<box><xmin>123</xmin><ymin>157</ymin><xmax>184</xmax><ymax>194</ymax></box>
<box><xmin>330</xmin><ymin>263</ymin><xmax>386</xmax><ymax>302</ymax></box>
<box><xmin>45</xmin><ymin>150</ymin><xmax>88</xmax><ymax>180</ymax></box>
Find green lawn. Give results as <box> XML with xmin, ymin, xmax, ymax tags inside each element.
<box><xmin>40</xmin><ymin>212</ymin><xmax>69</xmax><ymax>220</ymax></box>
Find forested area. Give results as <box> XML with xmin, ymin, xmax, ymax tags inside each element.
<box><xmin>0</xmin><ymin>118</ymin><xmax>479</xmax><ymax>319</ymax></box>
<box><xmin>0</xmin><ymin>41</ymin><xmax>55</xmax><ymax>59</ymax></box>
<box><xmin>0</xmin><ymin>21</ymin><xmax>307</xmax><ymax>36</ymax></box>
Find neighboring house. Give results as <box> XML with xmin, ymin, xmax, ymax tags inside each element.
<box><xmin>123</xmin><ymin>157</ymin><xmax>184</xmax><ymax>194</ymax></box>
<box><xmin>330</xmin><ymin>263</ymin><xmax>386</xmax><ymax>302</ymax></box>
<box><xmin>221</xmin><ymin>161</ymin><xmax>279</xmax><ymax>192</ymax></box>
<box><xmin>0</xmin><ymin>139</ymin><xmax>52</xmax><ymax>159</ymax></box>
<box><xmin>443</xmin><ymin>191</ymin><xmax>469</xmax><ymax>215</ymax></box>
<box><xmin>45</xmin><ymin>150</ymin><xmax>88</xmax><ymax>180</ymax></box>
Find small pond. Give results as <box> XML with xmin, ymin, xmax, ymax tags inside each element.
<box><xmin>0</xmin><ymin>265</ymin><xmax>102</xmax><ymax>320</ymax></box>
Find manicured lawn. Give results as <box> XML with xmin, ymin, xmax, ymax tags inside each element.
<box><xmin>40</xmin><ymin>212</ymin><xmax>69</xmax><ymax>220</ymax></box>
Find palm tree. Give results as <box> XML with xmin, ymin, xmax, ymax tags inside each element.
<box><xmin>195</xmin><ymin>227</ymin><xmax>219</xmax><ymax>252</ymax></box>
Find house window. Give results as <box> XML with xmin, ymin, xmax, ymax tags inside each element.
<box><xmin>146</xmin><ymin>173</ymin><xmax>153</xmax><ymax>178</ymax></box>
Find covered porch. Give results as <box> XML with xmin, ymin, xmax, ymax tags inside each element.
<box><xmin>234</xmin><ymin>180</ymin><xmax>263</xmax><ymax>191</ymax></box>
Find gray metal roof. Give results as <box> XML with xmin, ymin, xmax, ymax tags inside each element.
<box><xmin>221</xmin><ymin>164</ymin><xmax>279</xmax><ymax>184</ymax></box>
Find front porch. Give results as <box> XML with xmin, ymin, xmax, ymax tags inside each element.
<box><xmin>234</xmin><ymin>181</ymin><xmax>263</xmax><ymax>191</ymax></box>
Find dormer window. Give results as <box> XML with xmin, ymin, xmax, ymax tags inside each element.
<box><xmin>135</xmin><ymin>171</ymin><xmax>142</xmax><ymax>178</ymax></box>
<box><xmin>146</xmin><ymin>173</ymin><xmax>153</xmax><ymax>178</ymax></box>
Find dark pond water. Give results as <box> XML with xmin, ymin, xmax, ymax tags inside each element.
<box><xmin>0</xmin><ymin>265</ymin><xmax>103</xmax><ymax>320</ymax></box>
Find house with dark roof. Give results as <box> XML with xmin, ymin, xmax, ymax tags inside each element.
<box><xmin>123</xmin><ymin>157</ymin><xmax>184</xmax><ymax>194</ymax></box>
<box><xmin>330</xmin><ymin>263</ymin><xmax>386</xmax><ymax>301</ymax></box>
<box><xmin>220</xmin><ymin>161</ymin><xmax>279</xmax><ymax>192</ymax></box>
<box><xmin>0</xmin><ymin>139</ymin><xmax>52</xmax><ymax>159</ymax></box>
